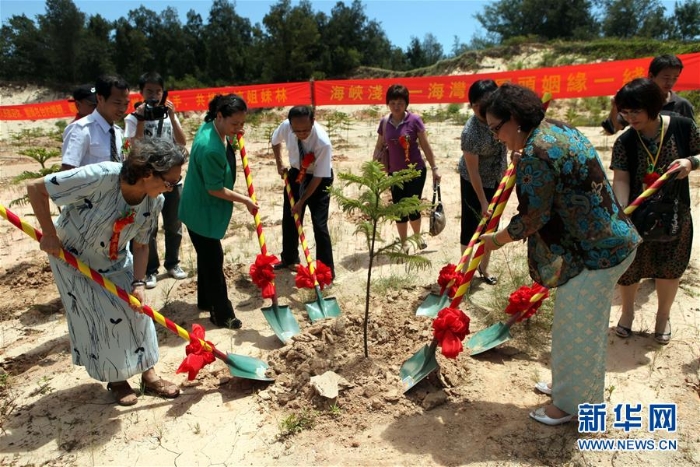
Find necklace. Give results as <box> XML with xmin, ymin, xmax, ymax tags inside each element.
<box><xmin>636</xmin><ymin>116</ymin><xmax>665</xmax><ymax>175</ymax></box>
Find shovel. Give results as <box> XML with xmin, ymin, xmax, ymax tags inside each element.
<box><xmin>402</xmin><ymin>166</ymin><xmax>519</xmax><ymax>391</ymax></box>
<box><xmin>282</xmin><ymin>172</ymin><xmax>341</xmax><ymax>322</ymax></box>
<box><xmin>416</xmin><ymin>164</ymin><xmax>517</xmax><ymax>317</ymax></box>
<box><xmin>0</xmin><ymin>204</ymin><xmax>273</xmax><ymax>382</ymax></box>
<box><xmin>399</xmin><ymin>340</ymin><xmax>438</xmax><ymax>392</ymax></box>
<box><xmin>235</xmin><ymin>134</ymin><xmax>300</xmax><ymax>344</ymax></box>
<box><xmin>467</xmin><ymin>306</ymin><xmax>534</xmax><ymax>356</ymax></box>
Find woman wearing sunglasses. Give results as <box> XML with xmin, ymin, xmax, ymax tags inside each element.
<box><xmin>26</xmin><ymin>138</ymin><xmax>186</xmax><ymax>406</ymax></box>
<box><xmin>479</xmin><ymin>83</ymin><xmax>641</xmax><ymax>426</ymax></box>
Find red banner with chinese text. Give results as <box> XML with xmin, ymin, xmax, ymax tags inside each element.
<box><xmin>0</xmin><ymin>82</ymin><xmax>311</xmax><ymax>121</ymax></box>
<box><xmin>314</xmin><ymin>52</ymin><xmax>700</xmax><ymax>106</ymax></box>
<box><xmin>1</xmin><ymin>53</ymin><xmax>698</xmax><ymax>121</ymax></box>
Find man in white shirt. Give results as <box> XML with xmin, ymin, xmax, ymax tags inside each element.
<box><xmin>272</xmin><ymin>106</ymin><xmax>335</xmax><ymax>279</ymax></box>
<box><xmin>124</xmin><ymin>72</ymin><xmax>188</xmax><ymax>288</ymax></box>
<box><xmin>60</xmin><ymin>75</ymin><xmax>130</xmax><ymax>171</ymax></box>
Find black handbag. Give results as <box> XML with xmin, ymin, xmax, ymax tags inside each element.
<box><xmin>429</xmin><ymin>183</ymin><xmax>446</xmax><ymax>236</ymax></box>
<box><xmin>630</xmin><ymin>181</ymin><xmax>682</xmax><ymax>243</ymax></box>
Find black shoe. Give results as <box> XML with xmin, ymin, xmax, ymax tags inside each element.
<box><xmin>273</xmin><ymin>260</ymin><xmax>299</xmax><ymax>271</ymax></box>
<box><xmin>210</xmin><ymin>314</ymin><xmax>242</xmax><ymax>329</ymax></box>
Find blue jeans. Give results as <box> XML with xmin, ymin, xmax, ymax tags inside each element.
<box><xmin>147</xmin><ymin>186</ymin><xmax>182</xmax><ymax>274</ymax></box>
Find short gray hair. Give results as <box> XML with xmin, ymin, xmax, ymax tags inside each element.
<box><xmin>120</xmin><ymin>138</ymin><xmax>187</xmax><ymax>185</ymax></box>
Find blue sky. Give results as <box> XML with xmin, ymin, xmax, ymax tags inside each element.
<box><xmin>0</xmin><ymin>0</ymin><xmax>489</xmax><ymax>53</ymax></box>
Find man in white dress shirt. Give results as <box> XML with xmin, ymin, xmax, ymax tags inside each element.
<box><xmin>61</xmin><ymin>75</ymin><xmax>130</xmax><ymax>171</ymax></box>
<box><xmin>272</xmin><ymin>106</ymin><xmax>335</xmax><ymax>279</ymax></box>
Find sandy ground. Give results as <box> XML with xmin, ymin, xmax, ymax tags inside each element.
<box><xmin>0</xmin><ymin>85</ymin><xmax>699</xmax><ymax>467</ymax></box>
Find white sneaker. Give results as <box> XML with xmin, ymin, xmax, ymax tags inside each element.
<box><xmin>167</xmin><ymin>265</ymin><xmax>187</xmax><ymax>280</ymax></box>
<box><xmin>145</xmin><ymin>273</ymin><xmax>157</xmax><ymax>289</ymax></box>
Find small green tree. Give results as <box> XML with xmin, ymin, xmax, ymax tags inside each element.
<box><xmin>328</xmin><ymin>161</ymin><xmax>431</xmax><ymax>357</ymax></box>
<box><xmin>9</xmin><ymin>148</ymin><xmax>61</xmax><ymax>207</ymax></box>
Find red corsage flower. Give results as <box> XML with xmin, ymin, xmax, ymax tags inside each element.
<box><xmin>295</xmin><ymin>260</ymin><xmax>333</xmax><ymax>290</ymax></box>
<box><xmin>176</xmin><ymin>324</ymin><xmax>216</xmax><ymax>380</ymax></box>
<box><xmin>432</xmin><ymin>307</ymin><xmax>471</xmax><ymax>358</ymax></box>
<box><xmin>109</xmin><ymin>209</ymin><xmax>136</xmax><ymax>260</ymax></box>
<box><xmin>122</xmin><ymin>138</ymin><xmax>131</xmax><ymax>157</ymax></box>
<box><xmin>398</xmin><ymin>135</ymin><xmax>410</xmax><ymax>163</ymax></box>
<box><xmin>643</xmin><ymin>171</ymin><xmax>661</xmax><ymax>188</ymax></box>
<box><xmin>504</xmin><ymin>283</ymin><xmax>549</xmax><ymax>322</ymax></box>
<box><xmin>296</xmin><ymin>153</ymin><xmax>315</xmax><ymax>183</ymax></box>
<box><xmin>250</xmin><ymin>254</ymin><xmax>278</xmax><ymax>299</ymax></box>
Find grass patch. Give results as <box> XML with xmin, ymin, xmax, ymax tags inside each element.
<box><xmin>278</xmin><ymin>410</ymin><xmax>316</xmax><ymax>437</ymax></box>
<box><xmin>371</xmin><ymin>273</ymin><xmax>415</xmax><ymax>296</ymax></box>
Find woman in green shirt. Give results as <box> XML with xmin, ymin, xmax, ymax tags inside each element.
<box><xmin>179</xmin><ymin>94</ymin><xmax>257</xmax><ymax>328</ymax></box>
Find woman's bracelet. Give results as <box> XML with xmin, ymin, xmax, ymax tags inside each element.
<box><xmin>431</xmin><ymin>166</ymin><xmax>439</xmax><ymax>171</ymax></box>
<box><xmin>131</xmin><ymin>280</ymin><xmax>147</xmax><ymax>288</ymax></box>
<box><xmin>689</xmin><ymin>156</ymin><xmax>700</xmax><ymax>171</ymax></box>
<box><xmin>491</xmin><ymin>234</ymin><xmax>505</xmax><ymax>248</ymax></box>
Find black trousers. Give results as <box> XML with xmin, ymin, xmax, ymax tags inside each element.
<box><xmin>390</xmin><ymin>168</ymin><xmax>427</xmax><ymax>222</ymax></box>
<box><xmin>187</xmin><ymin>229</ymin><xmax>236</xmax><ymax>324</ymax></box>
<box><xmin>460</xmin><ymin>177</ymin><xmax>498</xmax><ymax>246</ymax></box>
<box><xmin>282</xmin><ymin>168</ymin><xmax>335</xmax><ymax>277</ymax></box>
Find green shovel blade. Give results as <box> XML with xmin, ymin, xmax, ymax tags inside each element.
<box><xmin>226</xmin><ymin>353</ymin><xmax>274</xmax><ymax>381</ymax></box>
<box><xmin>305</xmin><ymin>286</ymin><xmax>341</xmax><ymax>323</ymax></box>
<box><xmin>399</xmin><ymin>343</ymin><xmax>438</xmax><ymax>393</ymax></box>
<box><xmin>262</xmin><ymin>303</ymin><xmax>300</xmax><ymax>344</ymax></box>
<box><xmin>416</xmin><ymin>292</ymin><xmax>449</xmax><ymax>317</ymax></box>
<box><xmin>466</xmin><ymin>322</ymin><xmax>512</xmax><ymax>356</ymax></box>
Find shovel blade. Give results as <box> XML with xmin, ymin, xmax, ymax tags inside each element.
<box><xmin>306</xmin><ymin>287</ymin><xmax>342</xmax><ymax>323</ymax></box>
<box><xmin>226</xmin><ymin>353</ymin><xmax>274</xmax><ymax>381</ymax></box>
<box><xmin>416</xmin><ymin>292</ymin><xmax>449</xmax><ymax>317</ymax></box>
<box><xmin>466</xmin><ymin>322</ymin><xmax>512</xmax><ymax>356</ymax></box>
<box><xmin>399</xmin><ymin>344</ymin><xmax>439</xmax><ymax>393</ymax></box>
<box><xmin>261</xmin><ymin>304</ymin><xmax>300</xmax><ymax>344</ymax></box>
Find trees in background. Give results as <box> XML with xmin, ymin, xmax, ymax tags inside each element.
<box><xmin>0</xmin><ymin>0</ymin><xmax>698</xmax><ymax>88</ymax></box>
<box><xmin>475</xmin><ymin>0</ymin><xmax>700</xmax><ymax>44</ymax></box>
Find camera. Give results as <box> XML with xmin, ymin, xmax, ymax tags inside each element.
<box><xmin>142</xmin><ymin>98</ymin><xmax>168</xmax><ymax>121</ymax></box>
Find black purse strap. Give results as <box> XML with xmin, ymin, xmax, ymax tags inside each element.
<box><xmin>432</xmin><ymin>183</ymin><xmax>441</xmax><ymax>205</ymax></box>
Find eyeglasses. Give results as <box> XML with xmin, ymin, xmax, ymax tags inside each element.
<box><xmin>159</xmin><ymin>174</ymin><xmax>182</xmax><ymax>189</ymax></box>
<box><xmin>489</xmin><ymin>119</ymin><xmax>508</xmax><ymax>136</ymax></box>
<box><xmin>618</xmin><ymin>109</ymin><xmax>644</xmax><ymax>118</ymax></box>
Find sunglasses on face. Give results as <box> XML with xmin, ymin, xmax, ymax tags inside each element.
<box><xmin>159</xmin><ymin>174</ymin><xmax>182</xmax><ymax>189</ymax></box>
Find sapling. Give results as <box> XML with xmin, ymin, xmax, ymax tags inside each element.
<box><xmin>328</xmin><ymin>161</ymin><xmax>432</xmax><ymax>357</ymax></box>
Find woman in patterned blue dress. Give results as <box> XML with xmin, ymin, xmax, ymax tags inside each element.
<box><xmin>26</xmin><ymin>138</ymin><xmax>186</xmax><ymax>406</ymax></box>
<box><xmin>479</xmin><ymin>84</ymin><xmax>641</xmax><ymax>426</ymax></box>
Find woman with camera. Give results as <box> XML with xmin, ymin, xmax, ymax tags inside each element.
<box><xmin>610</xmin><ymin>78</ymin><xmax>700</xmax><ymax>345</ymax></box>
